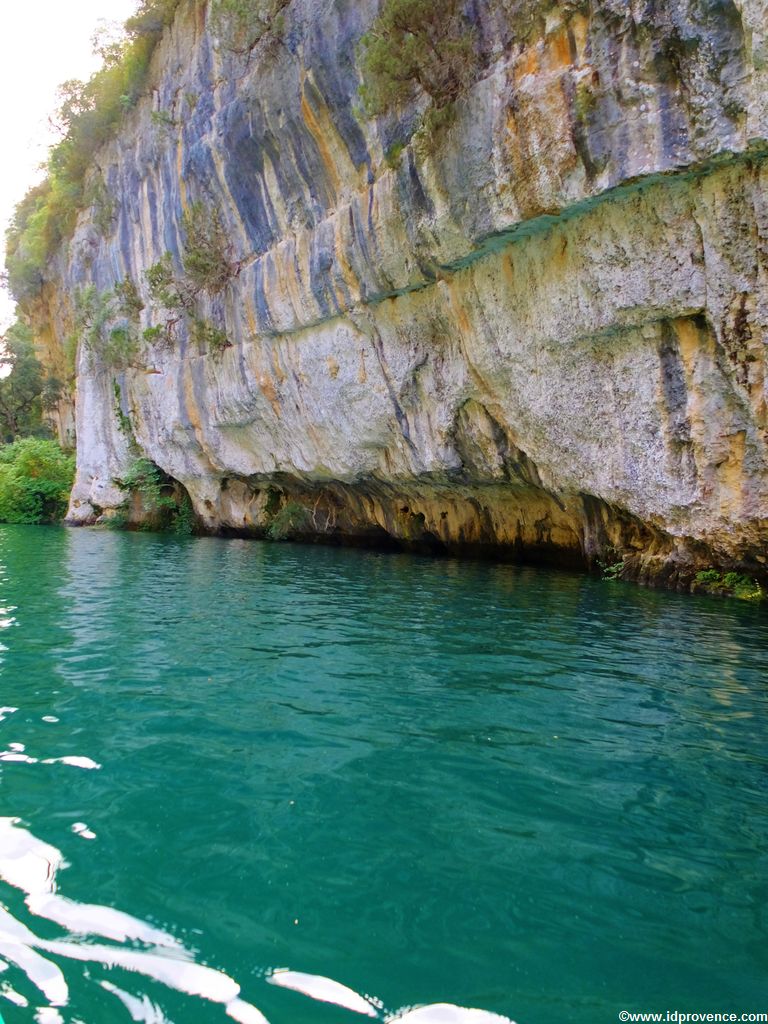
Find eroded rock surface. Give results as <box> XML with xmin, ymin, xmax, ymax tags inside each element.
<box><xmin>31</xmin><ymin>0</ymin><xmax>768</xmax><ymax>585</ymax></box>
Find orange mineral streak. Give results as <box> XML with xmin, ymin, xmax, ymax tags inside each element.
<box><xmin>718</xmin><ymin>431</ymin><xmax>747</xmax><ymax>517</ymax></box>
<box><xmin>515</xmin><ymin>46</ymin><xmax>540</xmax><ymax>83</ymax></box>
<box><xmin>300</xmin><ymin>85</ymin><xmax>342</xmax><ymax>203</ymax></box>
<box><xmin>544</xmin><ymin>25</ymin><xmax>573</xmax><ymax>72</ymax></box>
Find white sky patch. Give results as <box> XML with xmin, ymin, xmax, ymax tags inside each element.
<box><xmin>0</xmin><ymin>0</ymin><xmax>138</xmax><ymax>329</ymax></box>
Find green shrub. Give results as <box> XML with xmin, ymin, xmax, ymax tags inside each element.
<box><xmin>600</xmin><ymin>560</ymin><xmax>625</xmax><ymax>581</ymax></box>
<box><xmin>267</xmin><ymin>500</ymin><xmax>312</xmax><ymax>540</ymax></box>
<box><xmin>359</xmin><ymin>0</ymin><xmax>476</xmax><ymax>125</ymax></box>
<box><xmin>40</xmin><ymin>376</ymin><xmax>65</xmax><ymax>413</ymax></box>
<box><xmin>112</xmin><ymin>379</ymin><xmax>135</xmax><ymax>438</ymax></box>
<box><xmin>384</xmin><ymin>140</ymin><xmax>406</xmax><ymax>168</ymax></box>
<box><xmin>181</xmin><ymin>202</ymin><xmax>235</xmax><ymax>294</ymax></box>
<box><xmin>85</xmin><ymin>177</ymin><xmax>117</xmax><ymax>236</ymax></box>
<box><xmin>694</xmin><ymin>568</ymin><xmax>764</xmax><ymax>601</ymax></box>
<box><xmin>210</xmin><ymin>0</ymin><xmax>289</xmax><ymax>53</ymax></box>
<box><xmin>150</xmin><ymin>109</ymin><xmax>176</xmax><ymax>130</ymax></box>
<box><xmin>145</xmin><ymin>253</ymin><xmax>187</xmax><ymax>310</ymax></box>
<box><xmin>114</xmin><ymin>277</ymin><xmax>144</xmax><ymax>320</ymax></box>
<box><xmin>190</xmin><ymin>317</ymin><xmax>229</xmax><ymax>355</ymax></box>
<box><xmin>695</xmin><ymin>569</ymin><xmax>721</xmax><ymax>584</ymax></box>
<box><xmin>114</xmin><ymin>456</ymin><xmax>196</xmax><ymax>533</ymax></box>
<box><xmin>75</xmin><ymin>284</ymin><xmax>140</xmax><ymax>370</ymax></box>
<box><xmin>0</xmin><ymin>438</ymin><xmax>75</xmax><ymax>524</ymax></box>
<box><xmin>172</xmin><ymin>492</ymin><xmax>196</xmax><ymax>535</ymax></box>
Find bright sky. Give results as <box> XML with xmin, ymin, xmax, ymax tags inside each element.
<box><xmin>0</xmin><ymin>0</ymin><xmax>138</xmax><ymax>330</ymax></box>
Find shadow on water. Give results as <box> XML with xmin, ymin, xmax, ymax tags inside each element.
<box><xmin>0</xmin><ymin>525</ymin><xmax>766</xmax><ymax>1023</ymax></box>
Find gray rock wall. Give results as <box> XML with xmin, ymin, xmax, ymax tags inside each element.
<box><xmin>33</xmin><ymin>0</ymin><xmax>768</xmax><ymax>584</ymax></box>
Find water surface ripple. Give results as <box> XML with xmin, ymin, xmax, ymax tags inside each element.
<box><xmin>0</xmin><ymin>526</ymin><xmax>766</xmax><ymax>1023</ymax></box>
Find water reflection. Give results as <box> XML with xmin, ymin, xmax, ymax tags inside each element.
<box><xmin>0</xmin><ymin>526</ymin><xmax>765</xmax><ymax>1023</ymax></box>
<box><xmin>0</xmin><ymin>816</ymin><xmax>515</xmax><ymax>1023</ymax></box>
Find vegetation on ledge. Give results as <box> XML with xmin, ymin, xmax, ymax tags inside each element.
<box><xmin>692</xmin><ymin>569</ymin><xmax>765</xmax><ymax>601</ymax></box>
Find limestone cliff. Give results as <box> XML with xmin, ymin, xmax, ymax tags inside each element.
<box><xmin>26</xmin><ymin>0</ymin><xmax>768</xmax><ymax>586</ymax></box>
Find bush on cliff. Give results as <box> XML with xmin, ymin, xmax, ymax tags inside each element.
<box><xmin>359</xmin><ymin>0</ymin><xmax>477</xmax><ymax>126</ymax></box>
<box><xmin>210</xmin><ymin>0</ymin><xmax>289</xmax><ymax>53</ymax></box>
<box><xmin>0</xmin><ymin>438</ymin><xmax>75</xmax><ymax>524</ymax></box>
<box><xmin>181</xmin><ymin>202</ymin><xmax>237</xmax><ymax>293</ymax></box>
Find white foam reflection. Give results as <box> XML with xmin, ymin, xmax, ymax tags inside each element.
<box><xmin>70</xmin><ymin>823</ymin><xmax>96</xmax><ymax>841</ymax></box>
<box><xmin>0</xmin><ymin>736</ymin><xmax>101</xmax><ymax>772</ymax></box>
<box><xmin>0</xmin><ymin>817</ymin><xmax>516</xmax><ymax>1023</ymax></box>
<box><xmin>1</xmin><ymin>981</ymin><xmax>29</xmax><ymax>1006</ymax></box>
<box><xmin>99</xmin><ymin>980</ymin><xmax>172</xmax><ymax>1023</ymax></box>
<box><xmin>35</xmin><ymin>1008</ymin><xmax>65</xmax><ymax>1024</ymax></box>
<box><xmin>386</xmin><ymin>1005</ymin><xmax>517</xmax><ymax>1023</ymax></box>
<box><xmin>42</xmin><ymin>757</ymin><xmax>101</xmax><ymax>771</ymax></box>
<box><xmin>0</xmin><ymin>817</ymin><xmax>269</xmax><ymax>1021</ymax></box>
<box><xmin>268</xmin><ymin>968</ymin><xmax>378</xmax><ymax>1016</ymax></box>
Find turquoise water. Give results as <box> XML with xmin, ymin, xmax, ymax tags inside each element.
<box><xmin>0</xmin><ymin>524</ymin><xmax>766</xmax><ymax>1024</ymax></box>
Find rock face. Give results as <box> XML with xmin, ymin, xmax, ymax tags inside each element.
<box><xmin>31</xmin><ymin>0</ymin><xmax>768</xmax><ymax>585</ymax></box>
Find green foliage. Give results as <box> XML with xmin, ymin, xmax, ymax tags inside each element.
<box><xmin>210</xmin><ymin>0</ymin><xmax>289</xmax><ymax>53</ymax></box>
<box><xmin>181</xmin><ymin>202</ymin><xmax>235</xmax><ymax>294</ymax></box>
<box><xmin>125</xmin><ymin>0</ymin><xmax>183</xmax><ymax>34</ymax></box>
<box><xmin>114</xmin><ymin>277</ymin><xmax>144</xmax><ymax>320</ymax></box>
<box><xmin>694</xmin><ymin>568</ymin><xmax>721</xmax><ymax>585</ymax></box>
<box><xmin>267</xmin><ymin>500</ymin><xmax>312</xmax><ymax>540</ymax></box>
<box><xmin>4</xmin><ymin>183</ymin><xmax>53</xmax><ymax>302</ymax></box>
<box><xmin>172</xmin><ymin>492</ymin><xmax>196</xmax><ymax>535</ymax></box>
<box><xmin>600</xmin><ymin>561</ymin><xmax>625</xmax><ymax>581</ymax></box>
<box><xmin>75</xmin><ymin>284</ymin><xmax>140</xmax><ymax>370</ymax></box>
<box><xmin>40</xmin><ymin>375</ymin><xmax>65</xmax><ymax>413</ymax></box>
<box><xmin>144</xmin><ymin>249</ymin><xmax>229</xmax><ymax>356</ymax></box>
<box><xmin>85</xmin><ymin>176</ymin><xmax>117</xmax><ymax>236</ymax></box>
<box><xmin>116</xmin><ymin>456</ymin><xmax>175</xmax><ymax>529</ymax></box>
<box><xmin>145</xmin><ymin>253</ymin><xmax>186</xmax><ymax>311</ymax></box>
<box><xmin>112</xmin><ymin>379</ymin><xmax>135</xmax><ymax>438</ymax></box>
<box><xmin>0</xmin><ymin>438</ymin><xmax>75</xmax><ymax>524</ymax></box>
<box><xmin>150</xmin><ymin>109</ymin><xmax>177</xmax><ymax>130</ymax></box>
<box><xmin>142</xmin><ymin>324</ymin><xmax>168</xmax><ymax>346</ymax></box>
<box><xmin>358</xmin><ymin>0</ymin><xmax>476</xmax><ymax>125</ymax></box>
<box><xmin>4</xmin><ymin>0</ymin><xmax>186</xmax><ymax>307</ymax></box>
<box><xmin>190</xmin><ymin>317</ymin><xmax>229</xmax><ymax>355</ymax></box>
<box><xmin>0</xmin><ymin>321</ymin><xmax>44</xmax><ymax>441</ymax></box>
<box><xmin>384</xmin><ymin>140</ymin><xmax>406</xmax><ymax>168</ymax></box>
<box><xmin>63</xmin><ymin>333</ymin><xmax>79</xmax><ymax>381</ymax></box>
<box><xmin>114</xmin><ymin>455</ymin><xmax>196</xmax><ymax>533</ymax></box>
<box><xmin>694</xmin><ymin>569</ymin><xmax>764</xmax><ymax>601</ymax></box>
